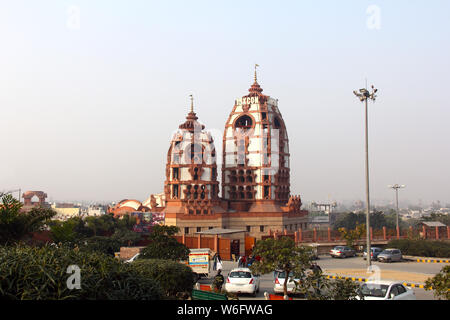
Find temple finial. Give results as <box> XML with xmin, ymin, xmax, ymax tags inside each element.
<box><xmin>189</xmin><ymin>94</ymin><xmax>194</xmax><ymax>113</ymax></box>
<box><xmin>254</xmin><ymin>64</ymin><xmax>259</xmax><ymax>82</ymax></box>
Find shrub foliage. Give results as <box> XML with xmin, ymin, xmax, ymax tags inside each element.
<box><xmin>0</xmin><ymin>245</ymin><xmax>163</xmax><ymax>300</ymax></box>
<box><xmin>130</xmin><ymin>259</ymin><xmax>195</xmax><ymax>298</ymax></box>
<box><xmin>387</xmin><ymin>239</ymin><xmax>450</xmax><ymax>258</ymax></box>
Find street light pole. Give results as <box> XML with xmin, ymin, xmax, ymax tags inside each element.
<box><xmin>388</xmin><ymin>184</ymin><xmax>406</xmax><ymax>232</ymax></box>
<box><xmin>354</xmin><ymin>85</ymin><xmax>378</xmax><ymax>268</ymax></box>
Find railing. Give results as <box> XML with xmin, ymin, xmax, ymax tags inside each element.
<box><xmin>265</xmin><ymin>226</ymin><xmax>450</xmax><ymax>244</ymax></box>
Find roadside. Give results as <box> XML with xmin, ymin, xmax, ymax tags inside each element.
<box><xmin>323</xmin><ymin>268</ymin><xmax>431</xmax><ymax>284</ymax></box>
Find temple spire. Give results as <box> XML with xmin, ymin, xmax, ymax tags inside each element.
<box><xmin>189</xmin><ymin>94</ymin><xmax>194</xmax><ymax>113</ymax></box>
<box><xmin>249</xmin><ymin>64</ymin><xmax>263</xmax><ymax>94</ymax></box>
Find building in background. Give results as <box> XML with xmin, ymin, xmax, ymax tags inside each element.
<box><xmin>21</xmin><ymin>191</ymin><xmax>50</xmax><ymax>211</ymax></box>
<box><xmin>51</xmin><ymin>203</ymin><xmax>80</xmax><ymax>220</ymax></box>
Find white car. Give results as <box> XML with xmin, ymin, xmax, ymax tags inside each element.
<box><xmin>125</xmin><ymin>253</ymin><xmax>140</xmax><ymax>263</ymax></box>
<box><xmin>274</xmin><ymin>271</ymin><xmax>300</xmax><ymax>294</ymax></box>
<box><xmin>225</xmin><ymin>268</ymin><xmax>261</xmax><ymax>296</ymax></box>
<box><xmin>358</xmin><ymin>280</ymin><xmax>416</xmax><ymax>300</ymax></box>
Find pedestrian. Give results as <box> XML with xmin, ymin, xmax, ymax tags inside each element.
<box><xmin>241</xmin><ymin>255</ymin><xmax>247</xmax><ymax>268</ymax></box>
<box><xmin>213</xmin><ymin>270</ymin><xmax>225</xmax><ymax>292</ymax></box>
<box><xmin>212</xmin><ymin>252</ymin><xmax>218</xmax><ymax>271</ymax></box>
<box><xmin>248</xmin><ymin>255</ymin><xmax>255</xmax><ymax>267</ymax></box>
<box><xmin>216</xmin><ymin>254</ymin><xmax>223</xmax><ymax>271</ymax></box>
<box><xmin>311</xmin><ymin>262</ymin><xmax>322</xmax><ymax>274</ymax></box>
<box><xmin>310</xmin><ymin>262</ymin><xmax>322</xmax><ymax>295</ymax></box>
<box><xmin>237</xmin><ymin>255</ymin><xmax>243</xmax><ymax>267</ymax></box>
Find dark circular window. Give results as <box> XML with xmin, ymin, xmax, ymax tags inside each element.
<box><xmin>235</xmin><ymin>115</ymin><xmax>253</xmax><ymax>130</ymax></box>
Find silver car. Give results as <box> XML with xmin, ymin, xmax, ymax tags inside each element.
<box><xmin>363</xmin><ymin>247</ymin><xmax>383</xmax><ymax>261</ymax></box>
<box><xmin>377</xmin><ymin>248</ymin><xmax>402</xmax><ymax>263</ymax></box>
<box><xmin>358</xmin><ymin>281</ymin><xmax>416</xmax><ymax>300</ymax></box>
<box><xmin>330</xmin><ymin>246</ymin><xmax>356</xmax><ymax>258</ymax></box>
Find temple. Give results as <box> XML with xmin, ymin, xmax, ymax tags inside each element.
<box><xmin>162</xmin><ymin>70</ymin><xmax>309</xmax><ymax>239</ymax></box>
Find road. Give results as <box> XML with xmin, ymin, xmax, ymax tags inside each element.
<box><xmin>198</xmin><ymin>256</ymin><xmax>447</xmax><ymax>300</ymax></box>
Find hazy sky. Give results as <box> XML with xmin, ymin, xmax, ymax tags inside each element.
<box><xmin>1</xmin><ymin>1</ymin><xmax>449</xmax><ymax>206</ymax></box>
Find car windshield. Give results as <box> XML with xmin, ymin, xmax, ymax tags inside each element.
<box><xmin>361</xmin><ymin>284</ymin><xmax>389</xmax><ymax>297</ymax></box>
<box><xmin>277</xmin><ymin>271</ymin><xmax>295</xmax><ymax>279</ymax></box>
<box><xmin>229</xmin><ymin>271</ymin><xmax>252</xmax><ymax>278</ymax></box>
<box><xmin>381</xmin><ymin>250</ymin><xmax>393</xmax><ymax>254</ymax></box>
<box><xmin>334</xmin><ymin>247</ymin><xmax>345</xmax><ymax>250</ymax></box>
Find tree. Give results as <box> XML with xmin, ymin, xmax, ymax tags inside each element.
<box><xmin>327</xmin><ymin>278</ymin><xmax>363</xmax><ymax>300</ymax></box>
<box><xmin>338</xmin><ymin>223</ymin><xmax>365</xmax><ymax>248</ymax></box>
<box><xmin>425</xmin><ymin>265</ymin><xmax>450</xmax><ymax>300</ymax></box>
<box><xmin>111</xmin><ymin>228</ymin><xmax>142</xmax><ymax>246</ymax></box>
<box><xmin>85</xmin><ymin>214</ymin><xmax>116</xmax><ymax>236</ymax></box>
<box><xmin>0</xmin><ymin>194</ymin><xmax>55</xmax><ymax>245</ymax></box>
<box><xmin>139</xmin><ymin>225</ymin><xmax>189</xmax><ymax>261</ymax></box>
<box><xmin>249</xmin><ymin>237</ymin><xmax>314</xmax><ymax>297</ymax></box>
<box><xmin>48</xmin><ymin>217</ymin><xmax>92</xmax><ymax>244</ymax></box>
<box><xmin>334</xmin><ymin>212</ymin><xmax>365</xmax><ymax>230</ymax></box>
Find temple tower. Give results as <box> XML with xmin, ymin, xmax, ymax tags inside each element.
<box><xmin>222</xmin><ymin>67</ymin><xmax>290</xmax><ymax>211</ymax></box>
<box><xmin>164</xmin><ymin>96</ymin><xmax>220</xmax><ymax>217</ymax></box>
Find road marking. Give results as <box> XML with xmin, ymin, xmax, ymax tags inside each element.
<box><xmin>325</xmin><ymin>274</ymin><xmax>433</xmax><ymax>290</ymax></box>
<box><xmin>416</xmin><ymin>259</ymin><xmax>449</xmax><ymax>263</ymax></box>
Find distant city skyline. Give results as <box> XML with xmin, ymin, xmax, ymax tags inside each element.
<box><xmin>1</xmin><ymin>1</ymin><xmax>449</xmax><ymax>204</ymax></box>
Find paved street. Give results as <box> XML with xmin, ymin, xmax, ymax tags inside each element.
<box><xmin>198</xmin><ymin>256</ymin><xmax>447</xmax><ymax>300</ymax></box>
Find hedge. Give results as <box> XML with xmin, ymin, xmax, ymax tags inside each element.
<box><xmin>0</xmin><ymin>245</ymin><xmax>163</xmax><ymax>300</ymax></box>
<box><xmin>387</xmin><ymin>239</ymin><xmax>450</xmax><ymax>258</ymax></box>
<box><xmin>130</xmin><ymin>259</ymin><xmax>195</xmax><ymax>298</ymax></box>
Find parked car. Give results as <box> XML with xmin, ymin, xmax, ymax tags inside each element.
<box><xmin>330</xmin><ymin>246</ymin><xmax>356</xmax><ymax>258</ymax></box>
<box><xmin>273</xmin><ymin>270</ymin><xmax>301</xmax><ymax>294</ymax></box>
<box><xmin>358</xmin><ymin>281</ymin><xmax>416</xmax><ymax>300</ymax></box>
<box><xmin>125</xmin><ymin>253</ymin><xmax>140</xmax><ymax>263</ymax></box>
<box><xmin>363</xmin><ymin>247</ymin><xmax>383</xmax><ymax>260</ymax></box>
<box><xmin>377</xmin><ymin>248</ymin><xmax>402</xmax><ymax>263</ymax></box>
<box><xmin>225</xmin><ymin>268</ymin><xmax>260</xmax><ymax>296</ymax></box>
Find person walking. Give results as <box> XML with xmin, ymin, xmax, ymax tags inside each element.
<box><xmin>213</xmin><ymin>270</ymin><xmax>225</xmax><ymax>292</ymax></box>
<box><xmin>237</xmin><ymin>255</ymin><xmax>243</xmax><ymax>267</ymax></box>
<box><xmin>310</xmin><ymin>262</ymin><xmax>323</xmax><ymax>295</ymax></box>
<box><xmin>241</xmin><ymin>255</ymin><xmax>247</xmax><ymax>268</ymax></box>
<box><xmin>216</xmin><ymin>254</ymin><xmax>223</xmax><ymax>271</ymax></box>
<box><xmin>212</xmin><ymin>252</ymin><xmax>218</xmax><ymax>271</ymax></box>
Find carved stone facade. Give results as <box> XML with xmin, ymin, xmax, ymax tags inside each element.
<box><xmin>162</xmin><ymin>77</ymin><xmax>308</xmax><ymax>239</ymax></box>
<box><xmin>222</xmin><ymin>78</ymin><xmax>290</xmax><ymax>211</ymax></box>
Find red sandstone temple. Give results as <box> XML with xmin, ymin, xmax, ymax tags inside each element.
<box><xmin>110</xmin><ymin>71</ymin><xmax>309</xmax><ymax>252</ymax></box>
<box><xmin>163</xmin><ymin>71</ymin><xmax>309</xmax><ymax>241</ymax></box>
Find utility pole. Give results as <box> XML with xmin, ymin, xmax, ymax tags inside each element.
<box><xmin>353</xmin><ymin>85</ymin><xmax>378</xmax><ymax>268</ymax></box>
<box><xmin>388</xmin><ymin>184</ymin><xmax>406</xmax><ymax>231</ymax></box>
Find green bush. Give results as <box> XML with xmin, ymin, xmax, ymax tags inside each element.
<box><xmin>79</xmin><ymin>236</ymin><xmax>121</xmax><ymax>257</ymax></box>
<box><xmin>130</xmin><ymin>259</ymin><xmax>195</xmax><ymax>298</ymax></box>
<box><xmin>139</xmin><ymin>225</ymin><xmax>189</xmax><ymax>261</ymax></box>
<box><xmin>0</xmin><ymin>244</ymin><xmax>163</xmax><ymax>300</ymax></box>
<box><xmin>425</xmin><ymin>265</ymin><xmax>450</xmax><ymax>300</ymax></box>
<box><xmin>387</xmin><ymin>239</ymin><xmax>450</xmax><ymax>258</ymax></box>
